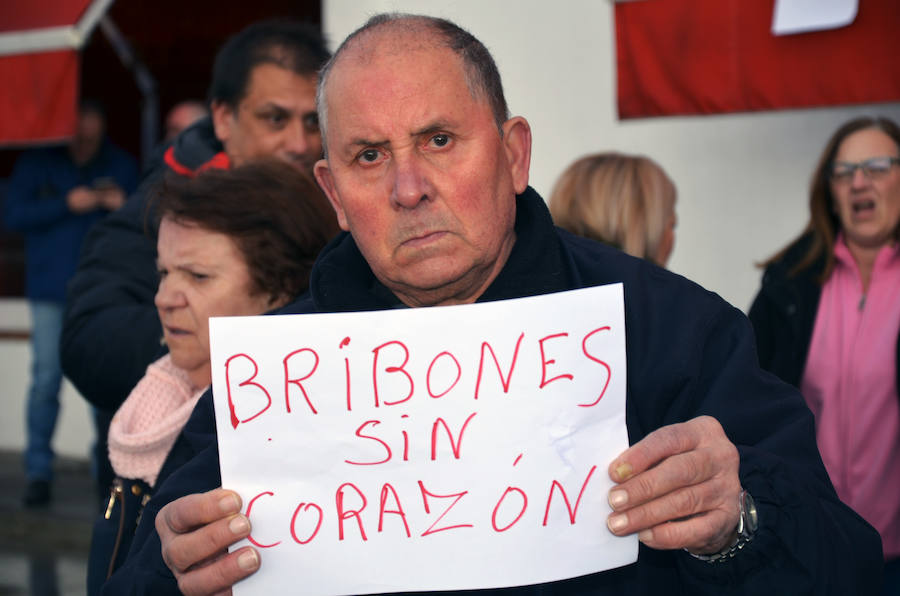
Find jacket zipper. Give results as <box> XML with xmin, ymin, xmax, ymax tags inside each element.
<box><xmin>105</xmin><ymin>478</ymin><xmax>126</xmax><ymax>580</ymax></box>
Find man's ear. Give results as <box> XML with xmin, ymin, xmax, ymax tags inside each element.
<box><xmin>314</xmin><ymin>159</ymin><xmax>350</xmax><ymax>231</ymax></box>
<box><xmin>210</xmin><ymin>100</ymin><xmax>234</xmax><ymax>146</ymax></box>
<box><xmin>501</xmin><ymin>116</ymin><xmax>532</xmax><ymax>194</ymax></box>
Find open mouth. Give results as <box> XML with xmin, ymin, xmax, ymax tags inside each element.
<box><xmin>851</xmin><ymin>199</ymin><xmax>875</xmax><ymax>214</ymax></box>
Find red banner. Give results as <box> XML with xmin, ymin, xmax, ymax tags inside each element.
<box><xmin>0</xmin><ymin>51</ymin><xmax>79</xmax><ymax>146</ymax></box>
<box><xmin>0</xmin><ymin>0</ymin><xmax>93</xmax><ymax>32</ymax></box>
<box><xmin>615</xmin><ymin>0</ymin><xmax>900</xmax><ymax>119</ymax></box>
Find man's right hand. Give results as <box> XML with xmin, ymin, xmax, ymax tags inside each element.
<box><xmin>156</xmin><ymin>488</ymin><xmax>260</xmax><ymax>596</ymax></box>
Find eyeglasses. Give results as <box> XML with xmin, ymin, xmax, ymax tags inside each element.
<box><xmin>830</xmin><ymin>156</ymin><xmax>900</xmax><ymax>184</ymax></box>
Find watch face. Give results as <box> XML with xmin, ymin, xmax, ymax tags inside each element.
<box><xmin>742</xmin><ymin>490</ymin><xmax>759</xmax><ymax>534</ymax></box>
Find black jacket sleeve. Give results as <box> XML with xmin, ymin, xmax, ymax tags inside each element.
<box><xmin>746</xmin><ymin>236</ymin><xmax>824</xmax><ymax>390</ymax></box>
<box><xmin>661</xmin><ymin>302</ymin><xmax>883</xmax><ymax>594</ymax></box>
<box><xmin>61</xmin><ymin>174</ymin><xmax>166</xmax><ymax>410</ymax></box>
<box><xmin>747</xmin><ymin>281</ymin><xmax>778</xmax><ymax>373</ymax></box>
<box><xmin>746</xmin><ymin>267</ymin><xmax>809</xmax><ymax>387</ymax></box>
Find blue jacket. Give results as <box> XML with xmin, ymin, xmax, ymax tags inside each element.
<box><xmin>3</xmin><ymin>142</ymin><xmax>138</xmax><ymax>302</ymax></box>
<box><xmin>106</xmin><ymin>188</ymin><xmax>883</xmax><ymax>595</ymax></box>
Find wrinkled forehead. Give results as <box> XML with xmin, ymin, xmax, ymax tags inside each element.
<box><xmin>333</xmin><ymin>26</ymin><xmax>454</xmax><ymax>83</ymax></box>
<box><xmin>836</xmin><ymin>127</ymin><xmax>900</xmax><ymax>160</ymax></box>
<box><xmin>354</xmin><ymin>22</ymin><xmax>436</xmax><ymax>58</ymax></box>
<box><xmin>321</xmin><ymin>25</ymin><xmax>467</xmax><ymax>115</ymax></box>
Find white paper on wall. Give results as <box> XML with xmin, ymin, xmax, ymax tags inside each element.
<box><xmin>772</xmin><ymin>0</ymin><xmax>858</xmax><ymax>36</ymax></box>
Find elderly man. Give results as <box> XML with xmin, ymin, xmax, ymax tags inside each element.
<box><xmin>105</xmin><ymin>14</ymin><xmax>882</xmax><ymax>595</ymax></box>
<box><xmin>60</xmin><ymin>21</ymin><xmax>330</xmax><ymax>503</ymax></box>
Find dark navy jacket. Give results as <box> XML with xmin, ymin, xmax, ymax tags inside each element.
<box><xmin>106</xmin><ymin>189</ymin><xmax>883</xmax><ymax>595</ymax></box>
<box><xmin>61</xmin><ymin>117</ymin><xmax>226</xmax><ymax>410</ymax></box>
<box><xmin>3</xmin><ymin>141</ymin><xmax>138</xmax><ymax>302</ymax></box>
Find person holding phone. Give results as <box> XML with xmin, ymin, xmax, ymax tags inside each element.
<box><xmin>4</xmin><ymin>99</ymin><xmax>138</xmax><ymax>507</ymax></box>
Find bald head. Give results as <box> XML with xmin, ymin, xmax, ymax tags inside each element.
<box><xmin>165</xmin><ymin>101</ymin><xmax>209</xmax><ymax>141</ymax></box>
<box><xmin>316</xmin><ymin>13</ymin><xmax>508</xmax><ymax>156</ymax></box>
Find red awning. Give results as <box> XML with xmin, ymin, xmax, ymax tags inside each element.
<box><xmin>0</xmin><ymin>0</ymin><xmax>114</xmax><ymax>146</ymax></box>
<box><xmin>615</xmin><ymin>0</ymin><xmax>900</xmax><ymax>119</ymax></box>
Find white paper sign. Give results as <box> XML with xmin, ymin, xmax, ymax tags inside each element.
<box><xmin>772</xmin><ymin>0</ymin><xmax>858</xmax><ymax>36</ymax></box>
<box><xmin>210</xmin><ymin>284</ymin><xmax>637</xmax><ymax>595</ymax></box>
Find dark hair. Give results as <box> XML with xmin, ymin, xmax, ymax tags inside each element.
<box><xmin>152</xmin><ymin>160</ymin><xmax>339</xmax><ymax>302</ymax></box>
<box><xmin>762</xmin><ymin>116</ymin><xmax>900</xmax><ymax>282</ymax></box>
<box><xmin>208</xmin><ymin>20</ymin><xmax>330</xmax><ymax>109</ymax></box>
<box><xmin>316</xmin><ymin>13</ymin><xmax>508</xmax><ymax>151</ymax></box>
<box><xmin>79</xmin><ymin>98</ymin><xmax>106</xmax><ymax>119</ymax></box>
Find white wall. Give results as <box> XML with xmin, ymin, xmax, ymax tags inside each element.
<box><xmin>0</xmin><ymin>298</ymin><xmax>93</xmax><ymax>458</ymax></box>
<box><xmin>322</xmin><ymin>0</ymin><xmax>900</xmax><ymax>312</ymax></box>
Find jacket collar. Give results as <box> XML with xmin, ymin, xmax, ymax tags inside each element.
<box><xmin>163</xmin><ymin>116</ymin><xmax>230</xmax><ymax>175</ymax></box>
<box><xmin>308</xmin><ymin>186</ymin><xmax>570</xmax><ymax>312</ymax></box>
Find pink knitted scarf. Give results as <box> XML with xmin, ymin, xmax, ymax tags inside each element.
<box><xmin>107</xmin><ymin>354</ymin><xmax>206</xmax><ymax>487</ymax></box>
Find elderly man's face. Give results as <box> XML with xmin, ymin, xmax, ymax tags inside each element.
<box><xmin>315</xmin><ymin>37</ymin><xmax>531</xmax><ymax>307</ymax></box>
<box><xmin>213</xmin><ymin>63</ymin><xmax>321</xmax><ymax>173</ymax></box>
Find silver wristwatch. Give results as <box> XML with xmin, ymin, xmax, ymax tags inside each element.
<box><xmin>689</xmin><ymin>489</ymin><xmax>758</xmax><ymax>563</ymax></box>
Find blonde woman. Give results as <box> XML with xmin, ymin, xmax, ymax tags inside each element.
<box><xmin>548</xmin><ymin>152</ymin><xmax>677</xmax><ymax>267</ymax></box>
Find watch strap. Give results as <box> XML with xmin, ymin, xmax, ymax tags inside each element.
<box><xmin>687</xmin><ymin>490</ymin><xmax>757</xmax><ymax>563</ymax></box>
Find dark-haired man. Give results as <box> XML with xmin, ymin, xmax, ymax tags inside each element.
<box><xmin>60</xmin><ymin>20</ymin><xmax>330</xmax><ymax>503</ymax></box>
<box><xmin>109</xmin><ymin>13</ymin><xmax>882</xmax><ymax>596</ymax></box>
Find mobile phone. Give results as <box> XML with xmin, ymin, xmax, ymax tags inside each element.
<box><xmin>92</xmin><ymin>177</ymin><xmax>117</xmax><ymax>190</ymax></box>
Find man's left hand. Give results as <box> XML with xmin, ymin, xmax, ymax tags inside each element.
<box><xmin>97</xmin><ymin>187</ymin><xmax>125</xmax><ymax>211</ymax></box>
<box><xmin>606</xmin><ymin>415</ymin><xmax>742</xmax><ymax>555</ymax></box>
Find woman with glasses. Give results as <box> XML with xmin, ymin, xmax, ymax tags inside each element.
<box><xmin>749</xmin><ymin>115</ymin><xmax>900</xmax><ymax>593</ymax></box>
